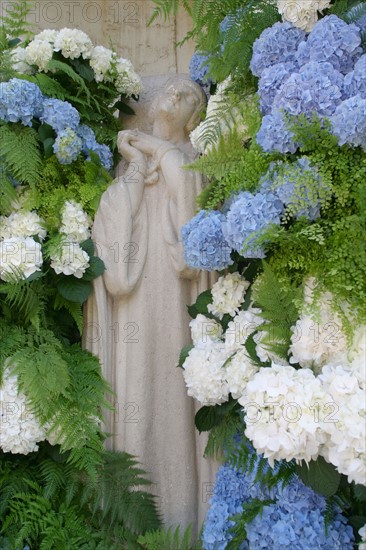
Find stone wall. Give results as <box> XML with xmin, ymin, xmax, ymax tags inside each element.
<box><xmin>1</xmin><ymin>0</ymin><xmax>195</xmax><ymax>75</ymax></box>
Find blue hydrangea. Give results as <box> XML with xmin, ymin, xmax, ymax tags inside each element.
<box><xmin>258</xmin><ymin>62</ymin><xmax>297</xmax><ymax>115</ymax></box>
<box><xmin>259</xmin><ymin>157</ymin><xmax>330</xmax><ymax>221</ymax></box>
<box><xmin>203</xmin><ymin>444</ymin><xmax>354</xmax><ymax>550</ymax></box>
<box><xmin>181</xmin><ymin>210</ymin><xmax>232</xmax><ymax>271</ymax></box>
<box><xmin>246</xmin><ymin>478</ymin><xmax>354</xmax><ymax>549</ymax></box>
<box><xmin>221</xmin><ymin>191</ymin><xmax>284</xmax><ymax>258</ymax></box>
<box><xmin>256</xmin><ymin>110</ymin><xmax>298</xmax><ymax>154</ymax></box>
<box><xmin>53</xmin><ymin>128</ymin><xmax>82</xmax><ymax>164</ymax></box>
<box><xmin>250</xmin><ymin>22</ymin><xmax>305</xmax><ymax>78</ymax></box>
<box><xmin>77</xmin><ymin>124</ymin><xmax>98</xmax><ymax>154</ymax></box>
<box><xmin>273</xmin><ymin>62</ymin><xmax>343</xmax><ymax>118</ymax></box>
<box><xmin>92</xmin><ymin>143</ymin><xmax>113</xmax><ymax>171</ymax></box>
<box><xmin>40</xmin><ymin>98</ymin><xmax>80</xmax><ymax>132</ymax></box>
<box><xmin>295</xmin><ymin>15</ymin><xmax>362</xmax><ymax>75</ymax></box>
<box><xmin>189</xmin><ymin>52</ymin><xmax>213</xmax><ymax>87</ymax></box>
<box><xmin>330</xmin><ymin>94</ymin><xmax>366</xmax><ymax>148</ymax></box>
<box><xmin>343</xmin><ymin>54</ymin><xmax>366</xmax><ymax>99</ymax></box>
<box><xmin>0</xmin><ymin>79</ymin><xmax>43</xmax><ymax>126</ymax></box>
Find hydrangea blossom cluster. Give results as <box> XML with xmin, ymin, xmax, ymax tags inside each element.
<box><xmin>239</xmin><ymin>363</ymin><xmax>331</xmax><ymax>465</ymax></box>
<box><xmin>181</xmin><ymin>210</ymin><xmax>233</xmax><ymax>270</ymax></box>
<box><xmin>259</xmin><ymin>157</ymin><xmax>330</xmax><ymax>221</ymax></box>
<box><xmin>0</xmin><ymin>210</ymin><xmax>46</xmax><ymax>241</ymax></box>
<box><xmin>319</xmin><ymin>363</ymin><xmax>366</xmax><ymax>485</ymax></box>
<box><xmin>0</xmin><ymin>79</ymin><xmax>43</xmax><ymax>126</ymax></box>
<box><xmin>0</xmin><ymin>78</ymin><xmax>113</xmax><ymax>168</ymax></box>
<box><xmin>277</xmin><ymin>0</ymin><xmax>332</xmax><ymax>33</ymax></box>
<box><xmin>49</xmin><ymin>201</ymin><xmax>91</xmax><ymax>279</ymax></box>
<box><xmin>222</xmin><ymin>191</ymin><xmax>284</xmax><ymax>258</ymax></box>
<box><xmin>207</xmin><ymin>273</ymin><xmax>250</xmax><ymax>319</ymax></box>
<box><xmin>253</xmin><ymin>15</ymin><xmax>366</xmax><ymax>151</ymax></box>
<box><xmin>225</xmin><ymin>307</ymin><xmax>263</xmax><ymax>355</ymax></box>
<box><xmin>0</xmin><ymin>364</ymin><xmax>46</xmax><ymax>454</ymax></box>
<box><xmin>0</xmin><ymin>237</ymin><xmax>43</xmax><ymax>282</ymax></box>
<box><xmin>189</xmin><ymin>52</ymin><xmax>213</xmax><ymax>90</ymax></box>
<box><xmin>203</xmin><ymin>442</ymin><xmax>354</xmax><ymax>549</ymax></box>
<box><xmin>359</xmin><ymin>525</ymin><xmax>366</xmax><ymax>550</ymax></box>
<box><xmin>12</xmin><ymin>28</ymin><xmax>142</xmax><ymax>98</ymax></box>
<box><xmin>189</xmin><ymin>314</ymin><xmax>223</xmax><ymax>347</ymax></box>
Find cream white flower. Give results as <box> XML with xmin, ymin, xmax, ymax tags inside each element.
<box><xmin>0</xmin><ymin>210</ymin><xmax>46</xmax><ymax>241</ymax></box>
<box><xmin>0</xmin><ymin>236</ymin><xmax>43</xmax><ymax>281</ymax></box>
<box><xmin>239</xmin><ymin>364</ymin><xmax>330</xmax><ymax>466</ymax></box>
<box><xmin>359</xmin><ymin>525</ymin><xmax>366</xmax><ymax>550</ymax></box>
<box><xmin>277</xmin><ymin>1</ymin><xmax>332</xmax><ymax>32</ymax></box>
<box><xmin>54</xmin><ymin>28</ymin><xmax>93</xmax><ymax>60</ymax></box>
<box><xmin>0</xmin><ymin>363</ymin><xmax>46</xmax><ymax>454</ymax></box>
<box><xmin>34</xmin><ymin>29</ymin><xmax>59</xmax><ymax>43</ymax></box>
<box><xmin>225</xmin><ymin>307</ymin><xmax>263</xmax><ymax>355</ymax></box>
<box><xmin>115</xmin><ymin>57</ymin><xmax>142</xmax><ymax>96</ymax></box>
<box><xmin>225</xmin><ymin>348</ymin><xmax>259</xmax><ymax>399</ymax></box>
<box><xmin>207</xmin><ymin>272</ymin><xmax>250</xmax><ymax>319</ymax></box>
<box><xmin>190</xmin><ymin>314</ymin><xmax>223</xmax><ymax>347</ymax></box>
<box><xmin>90</xmin><ymin>45</ymin><xmax>115</xmax><ymax>82</ymax></box>
<box><xmin>289</xmin><ymin>287</ymin><xmax>347</xmax><ymax>370</ymax></box>
<box><xmin>50</xmin><ymin>239</ymin><xmax>89</xmax><ymax>279</ymax></box>
<box><xmin>60</xmin><ymin>200</ymin><xmax>91</xmax><ymax>243</ymax></box>
<box><xmin>182</xmin><ymin>343</ymin><xmax>229</xmax><ymax>405</ymax></box>
<box><xmin>319</xmin><ymin>363</ymin><xmax>366</xmax><ymax>486</ymax></box>
<box><xmin>24</xmin><ymin>39</ymin><xmax>54</xmax><ymax>71</ymax></box>
<box><xmin>10</xmin><ymin>46</ymin><xmax>32</xmax><ymax>74</ymax></box>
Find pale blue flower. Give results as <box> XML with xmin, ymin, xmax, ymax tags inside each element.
<box><xmin>256</xmin><ymin>110</ymin><xmax>298</xmax><ymax>154</ymax></box>
<box><xmin>92</xmin><ymin>143</ymin><xmax>113</xmax><ymax>171</ymax></box>
<box><xmin>40</xmin><ymin>98</ymin><xmax>80</xmax><ymax>132</ymax></box>
<box><xmin>295</xmin><ymin>15</ymin><xmax>362</xmax><ymax>75</ymax></box>
<box><xmin>76</xmin><ymin>125</ymin><xmax>113</xmax><ymax>170</ymax></box>
<box><xmin>53</xmin><ymin>128</ymin><xmax>82</xmax><ymax>164</ymax></box>
<box><xmin>343</xmin><ymin>54</ymin><xmax>366</xmax><ymax>99</ymax></box>
<box><xmin>251</xmin><ymin>22</ymin><xmax>305</xmax><ymax>77</ymax></box>
<box><xmin>330</xmin><ymin>94</ymin><xmax>366</xmax><ymax>148</ymax></box>
<box><xmin>258</xmin><ymin>62</ymin><xmax>297</xmax><ymax>115</ymax></box>
<box><xmin>0</xmin><ymin>79</ymin><xmax>43</xmax><ymax>126</ymax></box>
<box><xmin>222</xmin><ymin>191</ymin><xmax>284</xmax><ymax>258</ymax></box>
<box><xmin>181</xmin><ymin>210</ymin><xmax>232</xmax><ymax>271</ymax></box>
<box><xmin>189</xmin><ymin>52</ymin><xmax>213</xmax><ymax>87</ymax></box>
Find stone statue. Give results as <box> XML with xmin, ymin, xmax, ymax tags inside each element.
<box><xmin>84</xmin><ymin>75</ymin><xmax>217</xmax><ymax>533</ymax></box>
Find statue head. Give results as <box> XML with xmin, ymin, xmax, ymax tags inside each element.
<box><xmin>148</xmin><ymin>76</ymin><xmax>207</xmax><ymax>140</ymax></box>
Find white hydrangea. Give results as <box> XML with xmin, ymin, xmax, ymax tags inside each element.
<box><xmin>319</xmin><ymin>363</ymin><xmax>366</xmax><ymax>486</ymax></box>
<box><xmin>207</xmin><ymin>272</ymin><xmax>250</xmax><ymax>319</ymax></box>
<box><xmin>10</xmin><ymin>46</ymin><xmax>32</xmax><ymax>74</ymax></box>
<box><xmin>54</xmin><ymin>28</ymin><xmax>93</xmax><ymax>60</ymax></box>
<box><xmin>239</xmin><ymin>364</ymin><xmax>330</xmax><ymax>466</ymax></box>
<box><xmin>60</xmin><ymin>200</ymin><xmax>91</xmax><ymax>243</ymax></box>
<box><xmin>289</xmin><ymin>289</ymin><xmax>347</xmax><ymax>370</ymax></box>
<box><xmin>90</xmin><ymin>45</ymin><xmax>114</xmax><ymax>82</ymax></box>
<box><xmin>359</xmin><ymin>525</ymin><xmax>366</xmax><ymax>550</ymax></box>
<box><xmin>225</xmin><ymin>348</ymin><xmax>259</xmax><ymax>399</ymax></box>
<box><xmin>115</xmin><ymin>58</ymin><xmax>142</xmax><ymax>96</ymax></box>
<box><xmin>0</xmin><ymin>364</ymin><xmax>46</xmax><ymax>454</ymax></box>
<box><xmin>277</xmin><ymin>0</ymin><xmax>332</xmax><ymax>32</ymax></box>
<box><xmin>190</xmin><ymin>314</ymin><xmax>223</xmax><ymax>347</ymax></box>
<box><xmin>182</xmin><ymin>343</ymin><xmax>229</xmax><ymax>405</ymax></box>
<box><xmin>225</xmin><ymin>307</ymin><xmax>263</xmax><ymax>355</ymax></box>
<box><xmin>347</xmin><ymin>325</ymin><xmax>366</xmax><ymax>389</ymax></box>
<box><xmin>0</xmin><ymin>210</ymin><xmax>46</xmax><ymax>241</ymax></box>
<box><xmin>0</xmin><ymin>237</ymin><xmax>43</xmax><ymax>281</ymax></box>
<box><xmin>190</xmin><ymin>78</ymin><xmax>249</xmax><ymax>154</ymax></box>
<box><xmin>24</xmin><ymin>39</ymin><xmax>54</xmax><ymax>71</ymax></box>
<box><xmin>34</xmin><ymin>29</ymin><xmax>59</xmax><ymax>43</ymax></box>
<box><xmin>50</xmin><ymin>239</ymin><xmax>89</xmax><ymax>279</ymax></box>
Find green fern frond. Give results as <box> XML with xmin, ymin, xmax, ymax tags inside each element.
<box><xmin>47</xmin><ymin>60</ymin><xmax>92</xmax><ymax>104</ymax></box>
<box><xmin>0</xmin><ymin>277</ymin><xmax>45</xmax><ymax>329</ymax></box>
<box><xmin>0</xmin><ymin>169</ymin><xmax>18</xmax><ymax>215</ymax></box>
<box><xmin>204</xmin><ymin>414</ymin><xmax>243</xmax><ymax>460</ymax></box>
<box><xmin>0</xmin><ymin>0</ymin><xmax>34</xmax><ymax>40</ymax></box>
<box><xmin>148</xmin><ymin>0</ymin><xmax>191</xmax><ymax>24</ymax></box>
<box><xmin>138</xmin><ymin>525</ymin><xmax>201</xmax><ymax>549</ymax></box>
<box><xmin>0</xmin><ymin>124</ymin><xmax>42</xmax><ymax>186</ymax></box>
<box><xmin>53</xmin><ymin>294</ymin><xmax>83</xmax><ymax>334</ymax></box>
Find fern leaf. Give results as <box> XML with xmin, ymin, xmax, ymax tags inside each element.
<box><xmin>47</xmin><ymin>60</ymin><xmax>92</xmax><ymax>103</ymax></box>
<box><xmin>0</xmin><ymin>124</ymin><xmax>42</xmax><ymax>186</ymax></box>
<box><xmin>138</xmin><ymin>525</ymin><xmax>199</xmax><ymax>549</ymax></box>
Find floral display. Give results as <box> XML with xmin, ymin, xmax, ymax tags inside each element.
<box><xmin>208</xmin><ymin>272</ymin><xmax>250</xmax><ymax>319</ymax></box>
<box><xmin>278</xmin><ymin>0</ymin><xmax>333</xmax><ymax>32</ymax></box>
<box><xmin>202</xmin><ymin>441</ymin><xmax>354</xmax><ymax>550</ymax></box>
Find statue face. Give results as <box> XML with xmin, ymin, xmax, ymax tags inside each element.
<box><xmin>153</xmin><ymin>81</ymin><xmax>200</xmax><ymax>126</ymax></box>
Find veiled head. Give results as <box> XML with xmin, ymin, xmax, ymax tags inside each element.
<box><xmin>148</xmin><ymin>76</ymin><xmax>207</xmax><ymax>139</ymax></box>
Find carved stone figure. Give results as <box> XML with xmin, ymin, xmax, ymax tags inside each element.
<box><xmin>85</xmin><ymin>76</ymin><xmax>217</xmax><ymax>532</ymax></box>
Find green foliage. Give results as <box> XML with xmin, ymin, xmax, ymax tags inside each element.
<box><xmin>0</xmin><ymin>446</ymin><xmax>161</xmax><ymax>549</ymax></box>
<box><xmin>187</xmin><ymin>289</ymin><xmax>213</xmax><ymax>318</ymax></box>
<box><xmin>296</xmin><ymin>457</ymin><xmax>341</xmax><ymax>498</ymax></box>
<box><xmin>0</xmin><ymin>123</ymin><xmax>43</xmax><ymax>187</ymax></box>
<box><xmin>138</xmin><ymin>525</ymin><xmax>201</xmax><ymax>550</ymax></box>
<box><xmin>226</xmin><ymin>498</ymin><xmax>276</xmax><ymax>548</ymax></box>
<box><xmin>252</xmin><ymin>263</ymin><xmax>302</xmax><ymax>361</ymax></box>
<box><xmin>0</xmin><ymin>0</ymin><xmax>34</xmax><ymax>40</ymax></box>
<box><xmin>204</xmin><ymin>414</ymin><xmax>243</xmax><ymax>460</ymax></box>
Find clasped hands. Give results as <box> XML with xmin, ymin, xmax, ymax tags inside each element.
<box><xmin>117</xmin><ymin>129</ymin><xmax>171</xmax><ymax>163</ymax></box>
